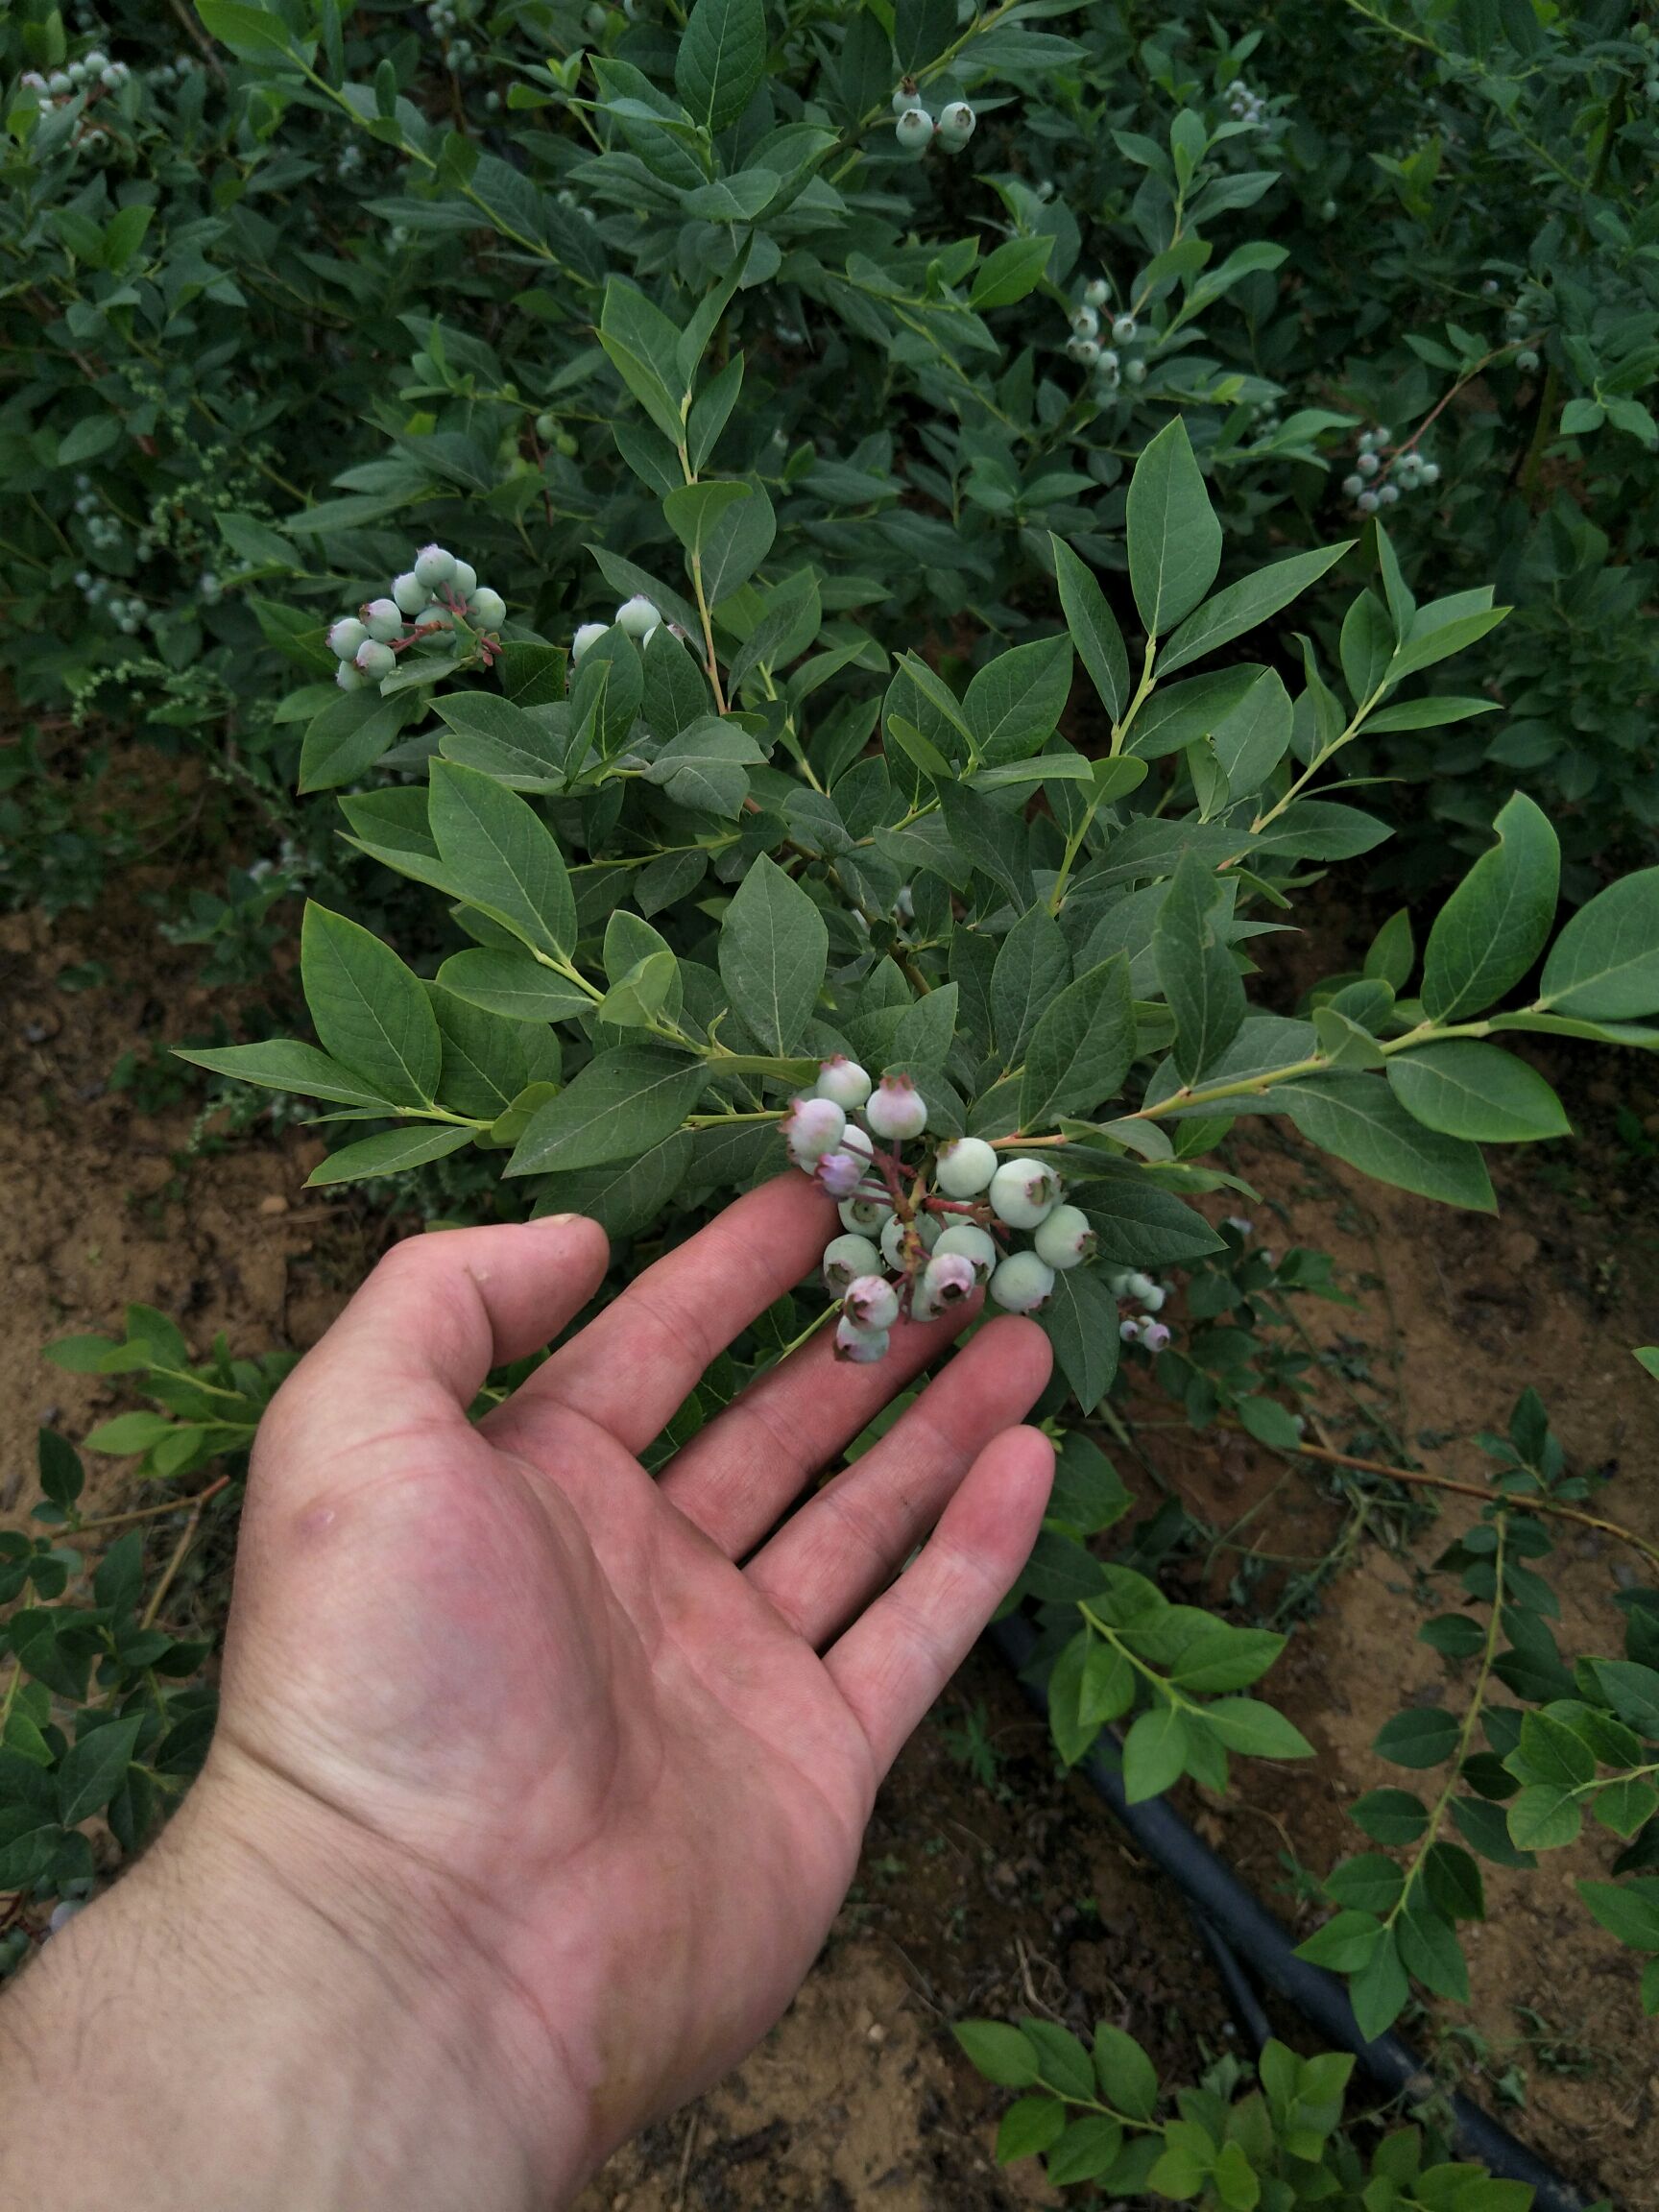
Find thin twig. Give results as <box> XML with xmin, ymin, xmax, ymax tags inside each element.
<box><xmin>139</xmin><ymin>1480</ymin><xmax>228</xmax><ymax>1631</ymax></box>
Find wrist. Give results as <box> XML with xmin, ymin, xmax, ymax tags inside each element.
<box><xmin>0</xmin><ymin>1748</ymin><xmax>598</xmax><ymax>2212</ymax></box>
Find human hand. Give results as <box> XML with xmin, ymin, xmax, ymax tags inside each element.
<box><xmin>1</xmin><ymin>1177</ymin><xmax>1052</xmax><ymax>2211</ymax></box>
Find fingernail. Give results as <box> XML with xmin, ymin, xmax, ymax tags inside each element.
<box><xmin>531</xmin><ymin>1212</ymin><xmax>581</xmax><ymax>1227</ymax></box>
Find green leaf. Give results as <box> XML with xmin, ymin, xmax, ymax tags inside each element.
<box><xmin>1577</xmin><ymin>1879</ymin><xmax>1659</xmax><ymax>1952</ymax></box>
<box><xmin>305</xmin><ymin>1124</ymin><xmax>473</xmax><ymax>1187</ymax></box>
<box><xmin>507</xmin><ymin>1046</ymin><xmax>708</xmax><ymax>1176</ymax></box>
<box><xmin>58</xmin><ymin>1717</ymin><xmax>143</xmax><ymax>1826</ymax></box>
<box><xmin>1396</xmin><ymin>1907</ymin><xmax>1470</xmax><ymax>2002</ymax></box>
<box><xmin>965</xmin><ymin>637</ymin><xmax>1074</xmax><ymax>766</ymax></box>
<box><xmin>82</xmin><ymin>1410</ymin><xmax>176</xmax><ymax>1455</ymax></box>
<box><xmin>1021</xmin><ymin>956</ymin><xmax>1134</xmax><ymax>1127</ymax></box>
<box><xmin>952</xmin><ymin>2020</ymin><xmax>1041</xmax><ymax>2088</ymax></box>
<box><xmin>1121</xmin><ymin>1704</ymin><xmax>1190</xmax><ymax>1801</ymax></box>
<box><xmin>298</xmin><ymin>687</ymin><xmax>413</xmax><ymax>794</ymax></box>
<box><xmin>1051</xmin><ymin>535</ymin><xmax>1129</xmax><ymax>721</ymax></box>
<box><xmin>970</xmin><ymin>234</ymin><xmax>1054</xmax><ymax>310</ymax></box>
<box><xmin>175</xmin><ymin>1039</ymin><xmax>395</xmax><ymax>1108</ymax></box>
<box><xmin>301</xmin><ymin>904</ymin><xmax>440</xmax><ymax>1108</ymax></box>
<box><xmin>430</xmin><ymin>989</ymin><xmax>529</xmax><ymax>1119</ymax></box>
<box><xmin>1237</xmin><ymin>1396</ymin><xmax>1305</xmax><ymax>1453</ymax></box>
<box><xmin>1349</xmin><ymin>1926</ymin><xmax>1409</xmax><ymax>2039</ymax></box>
<box><xmin>434</xmin><ymin>950</ymin><xmax>592</xmax><ymax>1023</ymax></box>
<box><xmin>663</xmin><ymin>479</ymin><xmax>752</xmax><ymax>566</ymax></box>
<box><xmin>1076</xmin><ymin>1170</ymin><xmax>1224</xmax><ymax>1265</ymax></box>
<box><xmin>1537</xmin><ymin>868</ymin><xmax>1659</xmax><ymax>1020</ymax></box>
<box><xmin>1364</xmin><ymin>908</ymin><xmax>1415</xmax><ymax>992</ymax></box>
<box><xmin>427</xmin><ymin>761</ymin><xmax>576</xmax><ymax>962</ymax></box>
<box><xmin>1046</xmin><ymin>2116</ymin><xmax>1125</xmax><ymax>2188</ymax></box>
<box><xmin>1202</xmin><ymin>1698</ymin><xmax>1313</xmax><ymax>1759</ymax></box>
<box><xmin>1093</xmin><ymin>2023</ymin><xmax>1159</xmax><ymax>2118</ymax></box>
<box><xmin>1155</xmin><ymin>848</ymin><xmax>1246</xmax><ymax>1084</ymax></box>
<box><xmin>1022</xmin><ymin>2018</ymin><xmax>1096</xmax><ymax>2102</ymax></box>
<box><xmin>1041</xmin><ymin>1265</ymin><xmax>1120</xmax><ymax>1413</ymax></box>
<box><xmin>995</xmin><ymin>2095</ymin><xmax>1067</xmax><ymax>2164</ymax></box>
<box><xmin>1505</xmin><ymin>1783</ymin><xmax>1582</xmax><ymax>1852</ymax></box>
<box><xmin>1325</xmin><ymin>1854</ymin><xmax>1406</xmax><ymax>1915</ymax></box>
<box><xmin>1351</xmin><ymin>1788</ymin><xmax>1429</xmax><ymax>1845</ymax></box>
<box><xmin>1168</xmin><ymin>1626</ymin><xmax>1286</xmax><ymax>1694</ymax></box>
<box><xmin>992</xmin><ymin>904</ymin><xmax>1070</xmax><ymax>1069</ymax></box>
<box><xmin>675</xmin><ymin>0</ymin><xmax>766</xmax><ymax>131</ymax></box>
<box><xmin>1125</xmin><ymin>418</ymin><xmax>1221</xmax><ymax>637</ymax></box>
<box><xmin>598</xmin><ymin>280</ymin><xmax>687</xmax><ymax>444</ymax></box>
<box><xmin>1276</xmin><ymin>1075</ymin><xmax>1495</xmax><ymax>1211</ymax></box>
<box><xmin>1160</xmin><ymin>542</ymin><xmax>1353</xmax><ymax>677</ymax></box>
<box><xmin>1374</xmin><ymin>1706</ymin><xmax>1459</xmax><ymax>1768</ymax></box>
<box><xmin>1295</xmin><ymin>1910</ymin><xmax>1384</xmax><ymax>1973</ymax></box>
<box><xmin>1386</xmin><ymin>1041</ymin><xmax>1568</xmax><ymax>1143</ymax></box>
<box><xmin>536</xmin><ymin>1129</ymin><xmax>693</xmax><ymax>1238</ymax></box>
<box><xmin>196</xmin><ymin>0</ymin><xmax>299</xmax><ymax>59</ymax></box>
<box><xmin>36</xmin><ymin>1430</ymin><xmax>84</xmax><ymax>1510</ymax></box>
<box><xmin>718</xmin><ymin>854</ymin><xmax>827</xmax><ymax>1055</ymax></box>
<box><xmin>1422</xmin><ymin>792</ymin><xmax>1558</xmax><ymax>1021</ymax></box>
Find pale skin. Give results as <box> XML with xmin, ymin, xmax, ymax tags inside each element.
<box><xmin>0</xmin><ymin>1176</ymin><xmax>1054</xmax><ymax>2209</ymax></box>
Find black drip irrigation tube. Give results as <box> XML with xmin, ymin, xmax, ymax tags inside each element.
<box><xmin>986</xmin><ymin>1616</ymin><xmax>1596</xmax><ymax>2212</ymax></box>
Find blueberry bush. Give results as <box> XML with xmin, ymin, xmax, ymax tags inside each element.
<box><xmin>4</xmin><ymin>0</ymin><xmax>1659</xmax><ymax>2199</ymax></box>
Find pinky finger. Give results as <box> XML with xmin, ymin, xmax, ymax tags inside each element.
<box><xmin>822</xmin><ymin>1425</ymin><xmax>1054</xmax><ymax>1782</ymax></box>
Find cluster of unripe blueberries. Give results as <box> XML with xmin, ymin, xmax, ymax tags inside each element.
<box><xmin>571</xmin><ymin>594</ymin><xmax>665</xmax><ymax>663</ymax></box>
<box><xmin>75</xmin><ymin>572</ymin><xmax>146</xmax><ymax>633</ymax></box>
<box><xmin>1224</xmin><ymin>78</ymin><xmax>1267</xmax><ymax>128</ymax></box>
<box><xmin>327</xmin><ymin>544</ymin><xmax>506</xmax><ymax>691</ymax></box>
<box><xmin>1066</xmin><ymin>279</ymin><xmax>1147</xmax><ymax>397</ymax></box>
<box><xmin>22</xmin><ymin>50</ymin><xmax>131</xmax><ymax>101</ymax></box>
<box><xmin>780</xmin><ymin>1058</ymin><xmax>1119</xmax><ymax>1364</ymax></box>
<box><xmin>1340</xmin><ymin>425</ymin><xmax>1439</xmax><ymax>515</ymax></box>
<box><xmin>891</xmin><ymin>82</ymin><xmax>976</xmax><ymax>158</ymax></box>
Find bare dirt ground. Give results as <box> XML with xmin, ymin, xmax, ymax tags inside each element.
<box><xmin>6</xmin><ymin>867</ymin><xmax>1657</xmax><ymax>2210</ymax></box>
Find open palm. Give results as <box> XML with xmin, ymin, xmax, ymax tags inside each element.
<box><xmin>198</xmin><ymin>1177</ymin><xmax>1053</xmax><ymax>2192</ymax></box>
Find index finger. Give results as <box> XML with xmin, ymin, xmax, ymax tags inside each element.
<box><xmin>485</xmin><ymin>1174</ymin><xmax>838</xmax><ymax>1458</ymax></box>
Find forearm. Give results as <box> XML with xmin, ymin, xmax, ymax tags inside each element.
<box><xmin>0</xmin><ymin>1764</ymin><xmax>589</xmax><ymax>2212</ymax></box>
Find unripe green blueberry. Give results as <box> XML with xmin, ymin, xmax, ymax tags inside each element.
<box><xmin>572</xmin><ymin>621</ymin><xmax>608</xmax><ymax>661</ymax></box>
<box><xmin>1071</xmin><ymin>305</ymin><xmax>1099</xmax><ymax>340</ymax></box>
<box><xmin>1341</xmin><ymin>473</ymin><xmax>1364</xmax><ymax>497</ymax></box>
<box><xmin>823</xmin><ymin>1234</ymin><xmax>882</xmax><ymax>1294</ymax></box>
<box><xmin>1373</xmin><ymin>425</ymin><xmax>1392</xmax><ymax>445</ymax></box>
<box><xmin>393</xmin><ymin>570</ymin><xmax>426</xmax><ymax>614</ymax></box>
<box><xmin>469</xmin><ymin>586</ymin><xmax>507</xmax><ymax>628</ymax></box>
<box><xmin>1138</xmin><ymin>1284</ymin><xmax>1166</xmax><ymax>1312</ymax></box>
<box><xmin>1379</xmin><ymin>482</ymin><xmax>1400</xmax><ymax>504</ymax></box>
<box><xmin>1083</xmin><ymin>277</ymin><xmax>1109</xmax><ymax>308</ymax></box>
<box><xmin>934</xmin><ymin>1136</ymin><xmax>998</xmax><ymax>1197</ymax></box>
<box><xmin>989</xmin><ymin>1157</ymin><xmax>1060</xmax><ymax>1229</ymax></box>
<box><xmin>1357</xmin><ymin>450</ymin><xmax>1379</xmax><ymax>477</ymax></box>
<box><xmin>1125</xmin><ymin>358</ymin><xmax>1147</xmax><ymax>385</ymax></box>
<box><xmin>85</xmin><ymin>48</ymin><xmax>108</xmax><ymax>70</ymax></box>
<box><xmin>451</xmin><ymin>559</ymin><xmax>478</xmax><ymax>596</ymax></box>
<box><xmin>1111</xmin><ymin>313</ymin><xmax>1137</xmax><ymax>344</ymax></box>
<box><xmin>1421</xmin><ymin>461</ymin><xmax>1440</xmax><ymax>485</ymax></box>
<box><xmin>880</xmin><ymin>1211</ymin><xmax>940</xmax><ymax>1270</ymax></box>
<box><xmin>1034</xmin><ymin>1204</ymin><xmax>1095</xmax><ymax>1270</ymax></box>
<box><xmin>891</xmin><ymin>81</ymin><xmax>923</xmax><ymax>114</ymax></box>
<box><xmin>1516</xmin><ymin>348</ymin><xmax>1539</xmax><ymax>372</ymax></box>
<box><xmin>839</xmin><ymin>1194</ymin><xmax>894</xmax><ymax>1235</ymax></box>
<box><xmin>932</xmin><ymin>1222</ymin><xmax>998</xmax><ymax>1282</ymax></box>
<box><xmin>937</xmin><ymin>101</ymin><xmax>975</xmax><ymax>145</ymax></box>
<box><xmin>615</xmin><ymin>593</ymin><xmax>660</xmax><ymax>637</ymax></box>
<box><xmin>989</xmin><ymin>1251</ymin><xmax>1055</xmax><ymax>1312</ymax></box>
<box><xmin>814</xmin><ymin>1055</ymin><xmax>873</xmax><ymax>1110</ymax></box>
<box><xmin>414</xmin><ymin>543</ymin><xmax>457</xmax><ymax>590</ymax></box>
<box><xmin>336</xmin><ymin>662</ymin><xmax>367</xmax><ymax>691</ymax></box>
<box><xmin>1358</xmin><ymin>430</ymin><xmax>1377</xmax><ymax>454</ymax></box>
<box><xmin>843</xmin><ymin>1274</ymin><xmax>900</xmax><ymax>1331</ymax></box>
<box><xmin>1357</xmin><ymin>490</ymin><xmax>1381</xmax><ymax>514</ymax></box>
<box><xmin>535</xmin><ymin>411</ymin><xmax>557</xmax><ymax>440</ymax></box>
<box><xmin>784</xmin><ymin>1094</ymin><xmax>847</xmax><ymax>1158</ymax></box>
<box><xmin>328</xmin><ymin>616</ymin><xmax>368</xmax><ymax>660</ymax></box>
<box><xmin>834</xmin><ymin>1316</ymin><xmax>889</xmax><ymax>1363</ymax></box>
<box><xmin>363</xmin><ymin>598</ymin><xmax>403</xmax><ymax>641</ymax></box>
<box><xmin>866</xmin><ymin>1073</ymin><xmax>927</xmax><ymax>1141</ymax></box>
<box><xmin>1119</xmin><ymin>1315</ymin><xmax>1142</xmax><ymax>1343</ymax></box>
<box><xmin>1096</xmin><ymin>348</ymin><xmax>1119</xmax><ymax>377</ymax></box>
<box><xmin>355</xmin><ymin>638</ymin><xmax>397</xmax><ymax>681</ymax></box>
<box><xmin>1067</xmin><ymin>337</ymin><xmax>1100</xmax><ymax>367</ymax></box>
<box><xmin>557</xmin><ymin>433</ymin><xmax>579</xmax><ymax>457</ymax></box>
<box><xmin>1124</xmin><ymin>1271</ymin><xmax>1157</xmax><ymax>1303</ymax></box>
<box><xmin>68</xmin><ymin>60</ymin><xmax>87</xmax><ymax>84</ymax></box>
<box><xmin>895</xmin><ymin>105</ymin><xmax>934</xmax><ymax>153</ymax></box>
